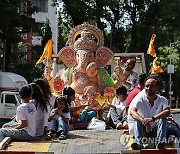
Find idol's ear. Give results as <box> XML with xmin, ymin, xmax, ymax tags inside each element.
<box><xmin>58</xmin><ymin>47</ymin><xmax>76</xmax><ymax>67</ymax></box>
<box><xmin>95</xmin><ymin>47</ymin><xmax>114</xmax><ymax>67</ymax></box>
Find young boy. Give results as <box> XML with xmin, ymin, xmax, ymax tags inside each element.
<box><xmin>106</xmin><ymin>86</ymin><xmax>128</xmax><ymax>130</ymax></box>
<box><xmin>0</xmin><ymin>85</ymin><xmax>37</xmax><ymax>142</ymax></box>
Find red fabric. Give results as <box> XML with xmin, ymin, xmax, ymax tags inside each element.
<box><xmin>125</xmin><ymin>86</ymin><xmax>141</xmax><ymax>113</ymax></box>
<box><xmin>140</xmin><ymin>149</ymin><xmax>177</xmax><ymax>154</ymax></box>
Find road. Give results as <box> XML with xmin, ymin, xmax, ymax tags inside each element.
<box><xmin>171</xmin><ymin>109</ymin><xmax>180</xmax><ymax>125</ymax></box>
<box><xmin>6</xmin><ymin>130</ymin><xmax>125</xmax><ymax>154</ymax></box>
<box><xmin>4</xmin><ymin>109</ymin><xmax>180</xmax><ymax>153</ymax></box>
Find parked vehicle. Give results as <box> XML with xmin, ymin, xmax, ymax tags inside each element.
<box><xmin>0</xmin><ymin>72</ymin><xmax>28</xmax><ymax>119</ymax></box>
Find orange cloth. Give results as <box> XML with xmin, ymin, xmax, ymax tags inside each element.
<box><xmin>36</xmin><ymin>39</ymin><xmax>53</xmax><ymax>65</ymax></box>
<box><xmin>151</xmin><ymin>57</ymin><xmax>164</xmax><ymax>74</ymax></box>
<box><xmin>147</xmin><ymin>34</ymin><xmax>157</xmax><ymax>57</ymax></box>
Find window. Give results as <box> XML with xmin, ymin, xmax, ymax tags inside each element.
<box><xmin>32</xmin><ymin>23</ymin><xmax>43</xmax><ymax>35</ymax></box>
<box><xmin>33</xmin><ymin>0</ymin><xmax>48</xmax><ymax>12</ymax></box>
<box><xmin>5</xmin><ymin>95</ymin><xmax>17</xmax><ymax>105</ymax></box>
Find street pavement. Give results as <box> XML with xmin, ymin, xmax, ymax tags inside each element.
<box><xmin>4</xmin><ymin>109</ymin><xmax>180</xmax><ymax>153</ymax></box>
<box><xmin>173</xmin><ymin>114</ymin><xmax>180</xmax><ymax>125</ymax></box>
<box><xmin>48</xmin><ymin>130</ymin><xmax>124</xmax><ymax>154</ymax></box>
<box><xmin>171</xmin><ymin>109</ymin><xmax>180</xmax><ymax>125</ymax></box>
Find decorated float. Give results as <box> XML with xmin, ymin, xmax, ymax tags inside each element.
<box><xmin>39</xmin><ymin>22</ymin><xmax>139</xmax><ymax>105</ymax></box>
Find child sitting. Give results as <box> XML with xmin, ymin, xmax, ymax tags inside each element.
<box><xmin>47</xmin><ymin>96</ymin><xmax>70</xmax><ymax>140</ymax></box>
<box><xmin>80</xmin><ymin>86</ymin><xmax>102</xmax><ymax>123</ymax></box>
<box><xmin>0</xmin><ymin>85</ymin><xmax>37</xmax><ymax>142</ymax></box>
<box><xmin>106</xmin><ymin>86</ymin><xmax>128</xmax><ymax>130</ymax></box>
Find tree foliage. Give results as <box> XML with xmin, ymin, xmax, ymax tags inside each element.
<box><xmin>0</xmin><ymin>0</ymin><xmax>37</xmax><ymax>71</ymax></box>
<box><xmin>54</xmin><ymin>0</ymin><xmax>180</xmax><ymax>52</ymax></box>
<box><xmin>41</xmin><ymin>19</ymin><xmax>52</xmax><ymax>48</ymax></box>
<box><xmin>53</xmin><ymin>0</ymin><xmax>180</xmax><ymax>98</ymax></box>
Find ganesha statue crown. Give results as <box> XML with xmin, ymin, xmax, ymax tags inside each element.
<box><xmin>74</xmin><ymin>28</ymin><xmax>98</xmax><ymax>51</ymax></box>
<box><xmin>68</xmin><ymin>22</ymin><xmax>104</xmax><ymax>52</ymax></box>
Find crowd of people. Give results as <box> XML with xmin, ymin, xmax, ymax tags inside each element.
<box><xmin>0</xmin><ymin>59</ymin><xmax>179</xmax><ymax>150</ymax></box>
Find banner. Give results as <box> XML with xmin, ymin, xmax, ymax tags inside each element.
<box><xmin>151</xmin><ymin>57</ymin><xmax>164</xmax><ymax>74</ymax></box>
<box><xmin>36</xmin><ymin>39</ymin><xmax>53</xmax><ymax>66</ymax></box>
<box><xmin>147</xmin><ymin>34</ymin><xmax>156</xmax><ymax>57</ymax></box>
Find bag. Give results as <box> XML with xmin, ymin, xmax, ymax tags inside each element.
<box><xmin>87</xmin><ymin>117</ymin><xmax>106</xmax><ymax>130</ymax></box>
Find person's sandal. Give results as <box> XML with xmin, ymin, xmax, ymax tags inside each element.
<box><xmin>131</xmin><ymin>143</ymin><xmax>143</xmax><ymax>150</ymax></box>
<box><xmin>156</xmin><ymin>142</ymin><xmax>165</xmax><ymax>149</ymax></box>
<box><xmin>45</xmin><ymin>133</ymin><xmax>52</xmax><ymax>140</ymax></box>
<box><xmin>59</xmin><ymin>134</ymin><xmax>66</xmax><ymax>140</ymax></box>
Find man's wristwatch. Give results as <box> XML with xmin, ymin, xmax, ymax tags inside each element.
<box><xmin>152</xmin><ymin>116</ymin><xmax>156</xmax><ymax>121</ymax></box>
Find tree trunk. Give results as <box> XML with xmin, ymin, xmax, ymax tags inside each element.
<box><xmin>4</xmin><ymin>41</ymin><xmax>12</xmax><ymax>71</ymax></box>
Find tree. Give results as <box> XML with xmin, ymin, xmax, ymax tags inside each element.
<box><xmin>41</xmin><ymin>19</ymin><xmax>52</xmax><ymax>48</ymax></box>
<box><xmin>0</xmin><ymin>0</ymin><xmax>36</xmax><ymax>71</ymax></box>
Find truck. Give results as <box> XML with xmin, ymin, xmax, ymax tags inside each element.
<box><xmin>0</xmin><ymin>72</ymin><xmax>28</xmax><ymax>120</ymax></box>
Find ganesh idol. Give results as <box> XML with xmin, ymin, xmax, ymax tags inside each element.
<box><xmin>44</xmin><ymin>23</ymin><xmax>126</xmax><ymax>95</ymax></box>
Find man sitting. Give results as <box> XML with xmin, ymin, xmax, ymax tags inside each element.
<box><xmin>130</xmin><ymin>74</ymin><xmax>170</xmax><ymax>149</ymax></box>
<box><xmin>126</xmin><ymin>73</ymin><xmax>147</xmax><ymax>134</ymax></box>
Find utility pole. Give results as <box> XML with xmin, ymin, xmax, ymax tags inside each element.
<box><xmin>168</xmin><ymin>41</ymin><xmax>179</xmax><ymax>108</ymax></box>
<box><xmin>169</xmin><ymin>43</ymin><xmax>172</xmax><ymax>108</ymax></box>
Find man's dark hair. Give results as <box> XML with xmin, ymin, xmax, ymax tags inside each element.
<box><xmin>116</xmin><ymin>85</ymin><xmax>127</xmax><ymax>96</ymax></box>
<box><xmin>145</xmin><ymin>74</ymin><xmax>162</xmax><ymax>90</ymax></box>
<box><xmin>19</xmin><ymin>85</ymin><xmax>32</xmax><ymax>99</ymax></box>
<box><xmin>138</xmin><ymin>73</ymin><xmax>147</xmax><ymax>85</ymax></box>
<box><xmin>128</xmin><ymin>58</ymin><xmax>136</xmax><ymax>67</ymax></box>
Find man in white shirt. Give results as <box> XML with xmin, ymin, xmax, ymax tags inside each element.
<box><xmin>114</xmin><ymin>58</ymin><xmax>138</xmax><ymax>92</ymax></box>
<box><xmin>130</xmin><ymin>74</ymin><xmax>170</xmax><ymax>149</ymax></box>
<box><xmin>127</xmin><ymin>89</ymin><xmax>146</xmax><ymax>135</ymax></box>
<box><xmin>123</xmin><ymin>59</ymin><xmax>138</xmax><ymax>91</ymax></box>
